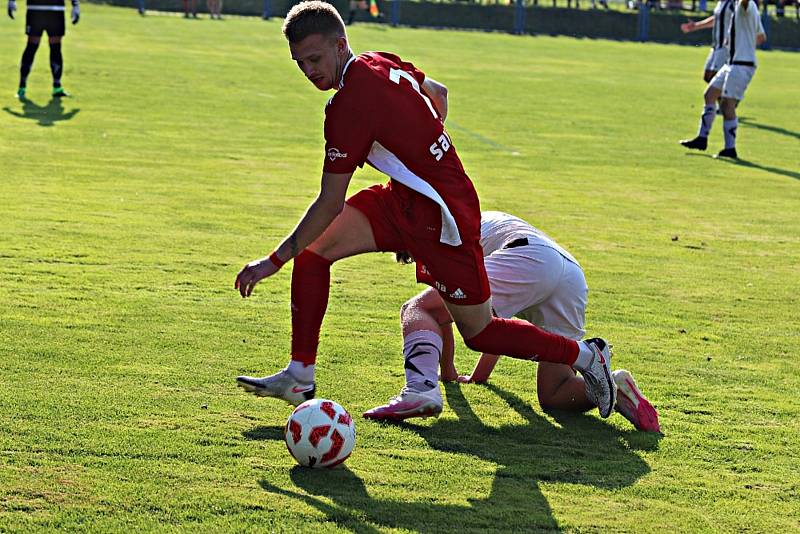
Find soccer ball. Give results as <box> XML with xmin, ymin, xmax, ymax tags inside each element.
<box><xmin>284</xmin><ymin>399</ymin><xmax>356</xmax><ymax>468</ymax></box>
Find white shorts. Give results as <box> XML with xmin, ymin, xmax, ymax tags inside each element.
<box><xmin>484</xmin><ymin>244</ymin><xmax>587</xmax><ymax>341</ymax></box>
<box><xmin>709</xmin><ymin>64</ymin><xmax>756</xmax><ymax>101</ymax></box>
<box><xmin>703</xmin><ymin>47</ymin><xmax>729</xmax><ymax>73</ymax></box>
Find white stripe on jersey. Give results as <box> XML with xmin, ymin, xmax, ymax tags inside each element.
<box><xmin>27</xmin><ymin>5</ymin><xmax>66</xmax><ymax>10</ymax></box>
<box><xmin>712</xmin><ymin>0</ymin><xmax>733</xmax><ymax>50</ymax></box>
<box><xmin>367</xmin><ymin>141</ymin><xmax>462</xmax><ymax>246</ymax></box>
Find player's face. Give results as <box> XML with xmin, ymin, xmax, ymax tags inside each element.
<box><xmin>289</xmin><ymin>33</ymin><xmax>347</xmax><ymax>91</ymax></box>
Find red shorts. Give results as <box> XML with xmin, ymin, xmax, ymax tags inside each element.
<box><xmin>346</xmin><ymin>182</ymin><xmax>490</xmax><ymax>305</ymax></box>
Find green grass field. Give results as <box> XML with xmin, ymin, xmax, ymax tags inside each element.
<box><xmin>2</xmin><ymin>5</ymin><xmax>799</xmax><ymax>531</ymax></box>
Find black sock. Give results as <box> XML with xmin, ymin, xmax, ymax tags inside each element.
<box><xmin>50</xmin><ymin>42</ymin><xmax>63</xmax><ymax>88</ymax></box>
<box><xmin>347</xmin><ymin>9</ymin><xmax>355</xmax><ymax>24</ymax></box>
<box><xmin>20</xmin><ymin>41</ymin><xmax>40</xmax><ymax>88</ymax></box>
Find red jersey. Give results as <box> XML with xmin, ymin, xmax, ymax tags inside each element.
<box><xmin>323</xmin><ymin>52</ymin><xmax>481</xmax><ymax>247</ymax></box>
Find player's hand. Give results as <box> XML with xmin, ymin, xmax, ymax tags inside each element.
<box><xmin>680</xmin><ymin>20</ymin><xmax>694</xmax><ymax>33</ymax></box>
<box><xmin>439</xmin><ymin>368</ymin><xmax>459</xmax><ymax>383</ymax></box>
<box><xmin>71</xmin><ymin>4</ymin><xmax>80</xmax><ymax>24</ymax></box>
<box><xmin>234</xmin><ymin>256</ymin><xmax>280</xmax><ymax>298</ymax></box>
<box><xmin>457</xmin><ymin>375</ymin><xmax>487</xmax><ymax>385</ymax></box>
<box><xmin>8</xmin><ymin>0</ymin><xmax>16</xmax><ymax>19</ymax></box>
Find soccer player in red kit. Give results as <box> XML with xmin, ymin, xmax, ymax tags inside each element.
<box><xmin>234</xmin><ymin>1</ymin><xmax>617</xmax><ymax>418</ymax></box>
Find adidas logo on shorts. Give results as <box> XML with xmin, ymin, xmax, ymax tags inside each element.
<box><xmin>449</xmin><ymin>288</ymin><xmax>466</xmax><ymax>299</ymax></box>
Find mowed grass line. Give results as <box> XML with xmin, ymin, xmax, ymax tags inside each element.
<box><xmin>1</xmin><ymin>5</ymin><xmax>799</xmax><ymax>531</ymax></box>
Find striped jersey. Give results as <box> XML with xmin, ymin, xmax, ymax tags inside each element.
<box><xmin>711</xmin><ymin>0</ymin><xmax>734</xmax><ymax>49</ymax></box>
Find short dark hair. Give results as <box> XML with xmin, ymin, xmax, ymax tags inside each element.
<box><xmin>282</xmin><ymin>1</ymin><xmax>346</xmax><ymax>43</ymax></box>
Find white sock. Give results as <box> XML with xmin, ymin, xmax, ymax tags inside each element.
<box><xmin>403</xmin><ymin>330</ymin><xmax>442</xmax><ymax>392</ymax></box>
<box><xmin>574</xmin><ymin>341</ymin><xmax>594</xmax><ymax>372</ymax></box>
<box><xmin>723</xmin><ymin>118</ymin><xmax>738</xmax><ymax>149</ymax></box>
<box><xmin>698</xmin><ymin>105</ymin><xmax>716</xmax><ymax>137</ymax></box>
<box><xmin>287</xmin><ymin>360</ymin><xmax>315</xmax><ymax>383</ymax></box>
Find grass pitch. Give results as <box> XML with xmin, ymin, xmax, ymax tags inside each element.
<box><xmin>1</xmin><ymin>5</ymin><xmax>799</xmax><ymax>532</ymax></box>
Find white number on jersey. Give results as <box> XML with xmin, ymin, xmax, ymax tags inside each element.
<box><xmin>389</xmin><ymin>68</ymin><xmax>438</xmax><ymax>119</ymax></box>
<box><xmin>429</xmin><ymin>133</ymin><xmax>451</xmax><ymax>161</ymax></box>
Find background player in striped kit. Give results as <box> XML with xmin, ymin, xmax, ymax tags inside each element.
<box><xmin>680</xmin><ymin>0</ymin><xmax>734</xmax><ymax>83</ymax></box>
<box><xmin>7</xmin><ymin>0</ymin><xmax>80</xmax><ymax>99</ymax></box>
<box><xmin>680</xmin><ymin>0</ymin><xmax>766</xmax><ymax>159</ymax></box>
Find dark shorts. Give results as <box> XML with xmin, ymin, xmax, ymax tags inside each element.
<box><xmin>26</xmin><ymin>10</ymin><xmax>66</xmax><ymax>37</ymax></box>
<box><xmin>346</xmin><ymin>183</ymin><xmax>491</xmax><ymax>306</ymax></box>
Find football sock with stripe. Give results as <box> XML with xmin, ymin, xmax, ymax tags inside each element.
<box><xmin>19</xmin><ymin>41</ymin><xmax>39</xmax><ymax>89</ymax></box>
<box><xmin>49</xmin><ymin>42</ymin><xmax>63</xmax><ymax>88</ymax></box>
<box><xmin>723</xmin><ymin>118</ymin><xmax>738</xmax><ymax>149</ymax></box>
<box><xmin>403</xmin><ymin>330</ymin><xmax>442</xmax><ymax>392</ymax></box>
<box><xmin>698</xmin><ymin>104</ymin><xmax>716</xmax><ymax>138</ymax></box>
<box><xmin>290</xmin><ymin>250</ymin><xmax>332</xmax><ymax>366</ymax></box>
<box><xmin>465</xmin><ymin>317</ymin><xmax>580</xmax><ymax>366</ymax></box>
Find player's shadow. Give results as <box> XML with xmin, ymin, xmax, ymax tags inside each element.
<box><xmin>2</xmin><ymin>97</ymin><xmax>80</xmax><ymax>127</ymax></box>
<box><xmin>685</xmin><ymin>153</ymin><xmax>800</xmax><ymax>182</ymax></box>
<box><xmin>257</xmin><ymin>383</ymin><xmax>655</xmax><ymax>532</ymax></box>
<box><xmin>739</xmin><ymin>117</ymin><xmax>800</xmax><ymax>141</ymax></box>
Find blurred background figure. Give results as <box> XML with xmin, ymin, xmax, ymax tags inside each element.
<box><xmin>346</xmin><ymin>0</ymin><xmax>381</xmax><ymax>25</ymax></box>
<box><xmin>183</xmin><ymin>0</ymin><xmax>197</xmax><ymax>18</ymax></box>
<box><xmin>137</xmin><ymin>0</ymin><xmax>144</xmax><ymax>15</ymax></box>
<box><xmin>7</xmin><ymin>0</ymin><xmax>80</xmax><ymax>99</ymax></box>
<box><xmin>207</xmin><ymin>0</ymin><xmax>222</xmax><ymax>19</ymax></box>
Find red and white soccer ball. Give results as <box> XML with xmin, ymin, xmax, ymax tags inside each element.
<box><xmin>284</xmin><ymin>399</ymin><xmax>356</xmax><ymax>468</ymax></box>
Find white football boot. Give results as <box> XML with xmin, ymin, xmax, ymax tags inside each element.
<box><xmin>363</xmin><ymin>382</ymin><xmax>443</xmax><ymax>421</ymax></box>
<box><xmin>613</xmin><ymin>369</ymin><xmax>660</xmax><ymax>432</ymax></box>
<box><xmin>575</xmin><ymin>338</ymin><xmax>616</xmax><ymax>418</ymax></box>
<box><xmin>236</xmin><ymin>369</ymin><xmax>315</xmax><ymax>406</ymax></box>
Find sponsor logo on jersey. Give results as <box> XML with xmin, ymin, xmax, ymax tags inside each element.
<box><xmin>449</xmin><ymin>288</ymin><xmax>467</xmax><ymax>300</ymax></box>
<box><xmin>327</xmin><ymin>148</ymin><xmax>348</xmax><ymax>162</ymax></box>
<box><xmin>434</xmin><ymin>281</ymin><xmax>447</xmax><ymax>293</ymax></box>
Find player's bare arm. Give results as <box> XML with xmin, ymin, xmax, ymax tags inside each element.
<box><xmin>422</xmin><ymin>77</ymin><xmax>448</xmax><ymax>121</ymax></box>
<box><xmin>681</xmin><ymin>16</ymin><xmax>714</xmax><ymax>33</ymax></box>
<box><xmin>234</xmin><ymin>171</ymin><xmax>352</xmax><ymax>298</ymax></box>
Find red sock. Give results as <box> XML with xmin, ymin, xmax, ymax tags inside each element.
<box><xmin>290</xmin><ymin>250</ymin><xmax>332</xmax><ymax>365</ymax></box>
<box><xmin>465</xmin><ymin>317</ymin><xmax>579</xmax><ymax>366</ymax></box>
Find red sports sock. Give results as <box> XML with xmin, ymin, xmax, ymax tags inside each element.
<box><xmin>290</xmin><ymin>250</ymin><xmax>332</xmax><ymax>365</ymax></box>
<box><xmin>465</xmin><ymin>317</ymin><xmax>579</xmax><ymax>366</ymax></box>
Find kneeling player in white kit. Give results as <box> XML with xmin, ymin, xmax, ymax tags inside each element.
<box><xmin>680</xmin><ymin>0</ymin><xmax>766</xmax><ymax>159</ymax></box>
<box><xmin>364</xmin><ymin>211</ymin><xmax>660</xmax><ymax>432</ymax></box>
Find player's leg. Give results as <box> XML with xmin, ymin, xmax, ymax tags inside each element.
<box><xmin>416</xmin><ymin>239</ymin><xmax>615</xmax><ymax>417</ymax></box>
<box><xmin>19</xmin><ymin>12</ymin><xmax>44</xmax><ymax>98</ymax></box>
<box><xmin>715</xmin><ymin>65</ymin><xmax>754</xmax><ymax>159</ymax></box>
<box><xmin>237</xmin><ymin>186</ymin><xmax>401</xmax><ymax>405</ymax></box>
<box><xmin>443</xmin><ymin>298</ymin><xmax>615</xmax><ymax>418</ymax></box>
<box><xmin>236</xmin><ymin>203</ymin><xmax>380</xmax><ymax>404</ymax></box>
<box><xmin>681</xmin><ymin>69</ymin><xmax>725</xmax><ymax>150</ymax></box>
<box><xmin>537</xmin><ymin>363</ymin><xmax>594</xmax><ymax>412</ymax></box>
<box><xmin>363</xmin><ymin>288</ymin><xmax>452</xmax><ymax>420</ymax></box>
<box><xmin>716</xmin><ymin>97</ymin><xmax>739</xmax><ymax>158</ymax></box>
<box><xmin>48</xmin><ymin>35</ymin><xmax>67</xmax><ymax>97</ymax></box>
